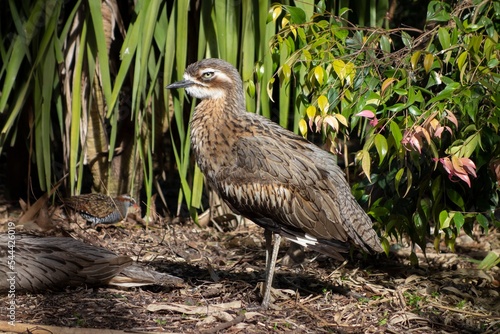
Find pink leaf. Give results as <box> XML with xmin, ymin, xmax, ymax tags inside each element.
<box><xmin>439</xmin><ymin>157</ymin><xmax>475</xmax><ymax>187</ymax></box>
<box><xmin>451</xmin><ymin>155</ymin><xmax>467</xmax><ymax>175</ymax></box>
<box><xmin>434</xmin><ymin>126</ymin><xmax>444</xmax><ymax>138</ymax></box>
<box><xmin>323</xmin><ymin>115</ymin><xmax>339</xmax><ymax>132</ymax></box>
<box><xmin>433</xmin><ymin>125</ymin><xmax>452</xmax><ymax>138</ymax></box>
<box><xmin>411</xmin><ymin>136</ymin><xmax>422</xmax><ymax>153</ymax></box>
<box><xmin>314</xmin><ymin>115</ymin><xmax>323</xmax><ymax>132</ymax></box>
<box><xmin>402</xmin><ymin>131</ymin><xmax>423</xmax><ymax>153</ymax></box>
<box><xmin>446</xmin><ymin>110</ymin><xmax>458</xmax><ymax>128</ymax></box>
<box><xmin>460</xmin><ymin>157</ymin><xmax>477</xmax><ymax>178</ymax></box>
<box><xmin>454</xmin><ymin>172</ymin><xmax>471</xmax><ymax>187</ymax></box>
<box><xmin>308</xmin><ymin>117</ymin><xmax>314</xmax><ymax>130</ymax></box>
<box><xmin>356</xmin><ymin>110</ymin><xmax>375</xmax><ymax>119</ymax></box>
<box><xmin>439</xmin><ymin>157</ymin><xmax>453</xmax><ymax>175</ymax></box>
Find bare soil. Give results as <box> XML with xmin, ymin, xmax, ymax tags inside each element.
<box><xmin>0</xmin><ymin>202</ymin><xmax>499</xmax><ymax>334</ymax></box>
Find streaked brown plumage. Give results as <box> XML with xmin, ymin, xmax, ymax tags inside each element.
<box><xmin>63</xmin><ymin>193</ymin><xmax>135</xmax><ymax>225</ymax></box>
<box><xmin>0</xmin><ymin>234</ymin><xmax>132</xmax><ymax>292</ymax></box>
<box><xmin>0</xmin><ymin>234</ymin><xmax>183</xmax><ymax>293</ymax></box>
<box><xmin>166</xmin><ymin>58</ymin><xmax>383</xmax><ymax>308</ymax></box>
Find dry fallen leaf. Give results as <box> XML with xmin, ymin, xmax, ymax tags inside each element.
<box><xmin>147</xmin><ymin>300</ymin><xmax>242</xmax><ymax>314</ymax></box>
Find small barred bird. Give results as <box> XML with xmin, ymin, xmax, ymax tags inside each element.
<box><xmin>166</xmin><ymin>58</ymin><xmax>384</xmax><ymax>309</ymax></box>
<box><xmin>63</xmin><ymin>193</ymin><xmax>136</xmax><ymax>225</ymax></box>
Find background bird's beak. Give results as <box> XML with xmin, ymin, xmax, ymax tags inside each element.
<box><xmin>165</xmin><ymin>80</ymin><xmax>194</xmax><ymax>89</ymax></box>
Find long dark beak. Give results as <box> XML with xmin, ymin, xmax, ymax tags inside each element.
<box><xmin>165</xmin><ymin>80</ymin><xmax>194</xmax><ymax>89</ymax></box>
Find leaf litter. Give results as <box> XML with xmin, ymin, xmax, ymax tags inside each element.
<box><xmin>0</xmin><ymin>203</ymin><xmax>498</xmax><ymax>333</ymax></box>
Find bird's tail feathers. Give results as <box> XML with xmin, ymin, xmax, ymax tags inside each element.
<box><xmin>279</xmin><ymin>228</ymin><xmax>349</xmax><ymax>261</ymax></box>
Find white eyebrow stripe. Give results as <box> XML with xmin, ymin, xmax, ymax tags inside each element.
<box><xmin>202</xmin><ymin>68</ymin><xmax>217</xmax><ymax>72</ymax></box>
<box><xmin>213</xmin><ymin>72</ymin><xmax>232</xmax><ymax>84</ymax></box>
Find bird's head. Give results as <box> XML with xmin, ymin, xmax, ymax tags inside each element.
<box><xmin>166</xmin><ymin>58</ymin><xmax>243</xmax><ymax>101</ymax></box>
<box><xmin>115</xmin><ymin>194</ymin><xmax>138</xmax><ymax>210</ymax></box>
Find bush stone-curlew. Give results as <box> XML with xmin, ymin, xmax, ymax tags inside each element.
<box><xmin>166</xmin><ymin>58</ymin><xmax>383</xmax><ymax>309</ymax></box>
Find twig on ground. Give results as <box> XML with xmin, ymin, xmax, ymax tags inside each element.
<box><xmin>200</xmin><ymin>314</ymin><xmax>246</xmax><ymax>334</ymax></box>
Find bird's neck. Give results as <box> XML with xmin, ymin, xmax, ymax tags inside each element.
<box><xmin>194</xmin><ymin>97</ymin><xmax>228</xmax><ymax>121</ymax></box>
<box><xmin>190</xmin><ymin>97</ymin><xmax>245</xmax><ymax>180</ymax></box>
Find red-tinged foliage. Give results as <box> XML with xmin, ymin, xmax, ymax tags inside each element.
<box><xmin>269</xmin><ymin>1</ymin><xmax>500</xmax><ymax>258</ymax></box>
<box><xmin>438</xmin><ymin>157</ymin><xmax>477</xmax><ymax>188</ymax></box>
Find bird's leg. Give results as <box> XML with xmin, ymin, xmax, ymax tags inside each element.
<box><xmin>262</xmin><ymin>229</ymin><xmax>281</xmax><ymax>309</ymax></box>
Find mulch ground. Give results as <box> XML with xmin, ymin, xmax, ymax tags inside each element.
<box><xmin>0</xmin><ymin>201</ymin><xmax>499</xmax><ymax>334</ymax></box>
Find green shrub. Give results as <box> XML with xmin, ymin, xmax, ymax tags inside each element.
<box><xmin>266</xmin><ymin>1</ymin><xmax>500</xmax><ymax>256</ymax></box>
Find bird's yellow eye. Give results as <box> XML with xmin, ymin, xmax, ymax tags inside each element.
<box><xmin>202</xmin><ymin>71</ymin><xmax>214</xmax><ymax>79</ymax></box>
